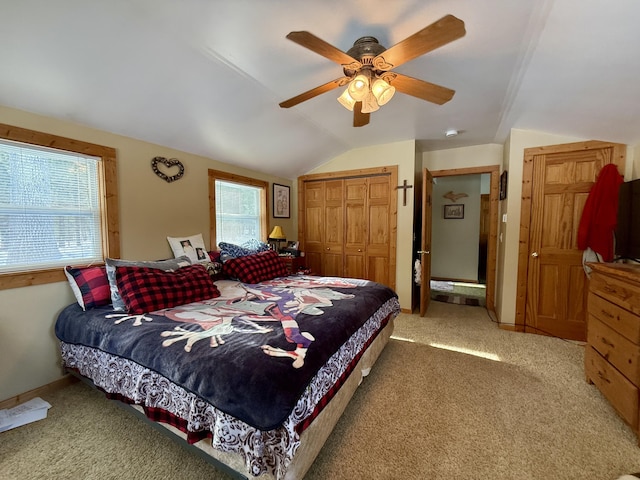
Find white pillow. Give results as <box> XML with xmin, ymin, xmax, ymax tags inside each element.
<box><xmin>167</xmin><ymin>233</ymin><xmax>209</xmax><ymax>264</ymax></box>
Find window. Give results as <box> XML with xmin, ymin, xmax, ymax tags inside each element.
<box><xmin>0</xmin><ymin>123</ymin><xmax>119</xmax><ymax>289</ymax></box>
<box><xmin>208</xmin><ymin>170</ymin><xmax>268</xmax><ymax>248</ymax></box>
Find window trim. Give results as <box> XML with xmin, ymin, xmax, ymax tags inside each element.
<box><xmin>0</xmin><ymin>123</ymin><xmax>119</xmax><ymax>290</ymax></box>
<box><xmin>208</xmin><ymin>169</ymin><xmax>268</xmax><ymax>249</ymax></box>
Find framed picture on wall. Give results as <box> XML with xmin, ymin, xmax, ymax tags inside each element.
<box><xmin>500</xmin><ymin>170</ymin><xmax>508</xmax><ymax>200</ymax></box>
<box><xmin>443</xmin><ymin>204</ymin><xmax>464</xmax><ymax>219</ymax></box>
<box><xmin>273</xmin><ymin>183</ymin><xmax>290</xmax><ymax>218</ymax></box>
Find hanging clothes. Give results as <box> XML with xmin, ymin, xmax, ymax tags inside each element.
<box><xmin>414</xmin><ymin>259</ymin><xmax>422</xmax><ymax>285</ymax></box>
<box><xmin>577</xmin><ymin>163</ymin><xmax>623</xmax><ymax>262</ymax></box>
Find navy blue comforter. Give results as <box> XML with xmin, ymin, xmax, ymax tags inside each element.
<box><xmin>55</xmin><ymin>276</ymin><xmax>398</xmax><ymax>430</ymax></box>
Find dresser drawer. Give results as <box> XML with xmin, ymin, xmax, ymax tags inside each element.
<box><xmin>588</xmin><ymin>316</ymin><xmax>640</xmax><ymax>385</ymax></box>
<box><xmin>585</xmin><ymin>345</ymin><xmax>639</xmax><ymax>428</ymax></box>
<box><xmin>590</xmin><ymin>271</ymin><xmax>640</xmax><ymax>317</ymax></box>
<box><xmin>589</xmin><ymin>293</ymin><xmax>640</xmax><ymax>344</ymax></box>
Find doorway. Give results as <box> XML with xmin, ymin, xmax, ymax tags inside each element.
<box><xmin>419</xmin><ymin>165</ymin><xmax>499</xmax><ymax>314</ymax></box>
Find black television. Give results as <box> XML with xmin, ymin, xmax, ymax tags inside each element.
<box><xmin>615</xmin><ymin>178</ymin><xmax>640</xmax><ymax>261</ymax></box>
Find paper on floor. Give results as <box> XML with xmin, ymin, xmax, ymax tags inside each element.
<box><xmin>0</xmin><ymin>397</ymin><xmax>52</xmax><ymax>432</ymax></box>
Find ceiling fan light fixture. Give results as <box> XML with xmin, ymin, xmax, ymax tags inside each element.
<box><xmin>337</xmin><ymin>89</ymin><xmax>356</xmax><ymax>111</ymax></box>
<box><xmin>360</xmin><ymin>92</ymin><xmax>380</xmax><ymax>114</ymax></box>
<box><xmin>348</xmin><ymin>73</ymin><xmax>370</xmax><ymax>101</ymax></box>
<box><xmin>371</xmin><ymin>78</ymin><xmax>395</xmax><ymax>106</ymax></box>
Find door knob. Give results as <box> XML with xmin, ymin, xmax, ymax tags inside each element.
<box><xmin>531</xmin><ymin>252</ymin><xmax>538</xmax><ymax>257</ymax></box>
<box><xmin>417</xmin><ymin>250</ymin><xmax>430</xmax><ymax>255</ymax></box>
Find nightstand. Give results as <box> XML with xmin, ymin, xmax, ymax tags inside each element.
<box><xmin>279</xmin><ymin>255</ymin><xmax>308</xmax><ymax>275</ymax></box>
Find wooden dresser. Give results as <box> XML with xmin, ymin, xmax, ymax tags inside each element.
<box><xmin>585</xmin><ymin>262</ymin><xmax>640</xmax><ymax>443</ymax></box>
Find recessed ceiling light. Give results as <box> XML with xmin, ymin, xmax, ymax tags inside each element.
<box><xmin>445</xmin><ymin>129</ymin><xmax>458</xmax><ymax>138</ymax></box>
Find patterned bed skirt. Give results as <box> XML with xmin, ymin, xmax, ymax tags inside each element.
<box><xmin>60</xmin><ymin>297</ymin><xmax>399</xmax><ymax>479</ymax></box>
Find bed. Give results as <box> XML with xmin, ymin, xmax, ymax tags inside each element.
<box><xmin>55</xmin><ymin>250</ymin><xmax>400</xmax><ymax>480</ymax></box>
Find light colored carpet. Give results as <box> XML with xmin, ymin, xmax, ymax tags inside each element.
<box><xmin>2</xmin><ymin>302</ymin><xmax>640</xmax><ymax>479</ymax></box>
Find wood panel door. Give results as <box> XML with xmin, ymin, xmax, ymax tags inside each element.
<box><xmin>419</xmin><ymin>169</ymin><xmax>433</xmax><ymax>316</ymax></box>
<box><xmin>323</xmin><ymin>179</ymin><xmax>344</xmax><ymax>277</ymax></box>
<box><xmin>344</xmin><ymin>177</ymin><xmax>367</xmax><ymax>279</ymax></box>
<box><xmin>302</xmin><ymin>181</ymin><xmax>324</xmax><ymax>275</ymax></box>
<box><xmin>298</xmin><ymin>166</ymin><xmax>397</xmax><ymax>290</ymax></box>
<box><xmin>517</xmin><ymin>141</ymin><xmax>626</xmax><ymax>341</ymax></box>
<box><xmin>367</xmin><ymin>175</ymin><xmax>393</xmax><ymax>285</ymax></box>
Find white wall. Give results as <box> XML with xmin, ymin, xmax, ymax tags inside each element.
<box><xmin>423</xmin><ymin>144</ymin><xmax>503</xmax><ymax>171</ymax></box>
<box><xmin>308</xmin><ymin>140</ymin><xmax>416</xmax><ymax>311</ymax></box>
<box><xmin>431</xmin><ymin>175</ymin><xmax>481</xmax><ymax>281</ymax></box>
<box><xmin>0</xmin><ymin>105</ymin><xmax>294</xmax><ymax>402</ymax></box>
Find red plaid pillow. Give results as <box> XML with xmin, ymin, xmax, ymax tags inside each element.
<box><xmin>222</xmin><ymin>250</ymin><xmax>288</xmax><ymax>284</ymax></box>
<box><xmin>115</xmin><ymin>264</ymin><xmax>220</xmax><ymax>314</ymax></box>
<box><xmin>64</xmin><ymin>266</ymin><xmax>111</xmax><ymax>310</ymax></box>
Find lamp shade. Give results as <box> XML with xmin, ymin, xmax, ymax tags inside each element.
<box><xmin>371</xmin><ymin>78</ymin><xmax>396</xmax><ymax>106</ymax></box>
<box><xmin>360</xmin><ymin>92</ymin><xmax>380</xmax><ymax>114</ymax></box>
<box><xmin>268</xmin><ymin>225</ymin><xmax>286</xmax><ymax>240</ymax></box>
<box><xmin>337</xmin><ymin>89</ymin><xmax>356</xmax><ymax>111</ymax></box>
<box><xmin>347</xmin><ymin>73</ymin><xmax>369</xmax><ymax>101</ymax></box>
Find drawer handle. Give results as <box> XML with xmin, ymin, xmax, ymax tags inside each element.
<box><xmin>597</xmin><ymin>371</ymin><xmax>611</xmax><ymax>384</ymax></box>
<box><xmin>601</xmin><ymin>337</ymin><xmax>614</xmax><ymax>348</ymax></box>
<box><xmin>600</xmin><ymin>309</ymin><xmax>614</xmax><ymax>319</ymax></box>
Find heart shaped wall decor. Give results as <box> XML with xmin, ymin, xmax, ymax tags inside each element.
<box><xmin>151</xmin><ymin>156</ymin><xmax>185</xmax><ymax>183</ymax></box>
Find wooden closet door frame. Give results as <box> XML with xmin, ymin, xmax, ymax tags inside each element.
<box><xmin>298</xmin><ymin>166</ymin><xmax>398</xmax><ymax>290</ymax></box>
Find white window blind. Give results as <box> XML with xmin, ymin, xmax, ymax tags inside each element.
<box><xmin>215</xmin><ymin>180</ymin><xmax>262</xmax><ymax>245</ymax></box>
<box><xmin>0</xmin><ymin>139</ymin><xmax>103</xmax><ymax>273</ymax></box>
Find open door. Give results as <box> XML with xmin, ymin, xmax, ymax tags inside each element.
<box><xmin>419</xmin><ymin>169</ymin><xmax>433</xmax><ymax>316</ymax></box>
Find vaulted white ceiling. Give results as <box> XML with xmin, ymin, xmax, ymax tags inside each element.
<box><xmin>2</xmin><ymin>0</ymin><xmax>639</xmax><ymax>179</ymax></box>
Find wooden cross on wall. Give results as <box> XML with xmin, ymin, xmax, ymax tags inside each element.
<box><xmin>396</xmin><ymin>179</ymin><xmax>413</xmax><ymax>206</ymax></box>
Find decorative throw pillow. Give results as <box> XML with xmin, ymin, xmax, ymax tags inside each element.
<box><xmin>105</xmin><ymin>256</ymin><xmax>192</xmax><ymax>311</ymax></box>
<box><xmin>218</xmin><ymin>240</ymin><xmax>270</xmax><ymax>261</ymax></box>
<box><xmin>242</xmin><ymin>238</ymin><xmax>271</xmax><ymax>253</ymax></box>
<box><xmin>222</xmin><ymin>250</ymin><xmax>288</xmax><ymax>284</ymax></box>
<box><xmin>167</xmin><ymin>233</ymin><xmax>210</xmax><ymax>264</ymax></box>
<box><xmin>64</xmin><ymin>265</ymin><xmax>112</xmax><ymax>311</ymax></box>
<box><xmin>115</xmin><ymin>264</ymin><xmax>220</xmax><ymax>314</ymax></box>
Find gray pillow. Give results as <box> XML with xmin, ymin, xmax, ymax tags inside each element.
<box><xmin>105</xmin><ymin>256</ymin><xmax>192</xmax><ymax>310</ymax></box>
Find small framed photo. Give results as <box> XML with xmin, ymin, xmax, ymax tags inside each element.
<box><xmin>500</xmin><ymin>170</ymin><xmax>508</xmax><ymax>200</ymax></box>
<box><xmin>287</xmin><ymin>241</ymin><xmax>299</xmax><ymax>250</ymax></box>
<box><xmin>273</xmin><ymin>183</ymin><xmax>290</xmax><ymax>218</ymax></box>
<box><xmin>443</xmin><ymin>204</ymin><xmax>464</xmax><ymax>219</ymax></box>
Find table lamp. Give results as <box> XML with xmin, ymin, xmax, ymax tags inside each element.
<box><xmin>268</xmin><ymin>226</ymin><xmax>286</xmax><ymax>252</ymax></box>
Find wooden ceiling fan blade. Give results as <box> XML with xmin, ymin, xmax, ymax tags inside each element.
<box><xmin>390</xmin><ymin>73</ymin><xmax>455</xmax><ymax>105</ymax></box>
<box><xmin>373</xmin><ymin>15</ymin><xmax>465</xmax><ymax>71</ymax></box>
<box><xmin>353</xmin><ymin>102</ymin><xmax>370</xmax><ymax>127</ymax></box>
<box><xmin>279</xmin><ymin>77</ymin><xmax>348</xmax><ymax>108</ymax></box>
<box><xmin>286</xmin><ymin>31</ymin><xmax>362</xmax><ymax>69</ymax></box>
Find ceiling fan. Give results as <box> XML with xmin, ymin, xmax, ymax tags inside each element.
<box><xmin>279</xmin><ymin>15</ymin><xmax>466</xmax><ymax>127</ymax></box>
